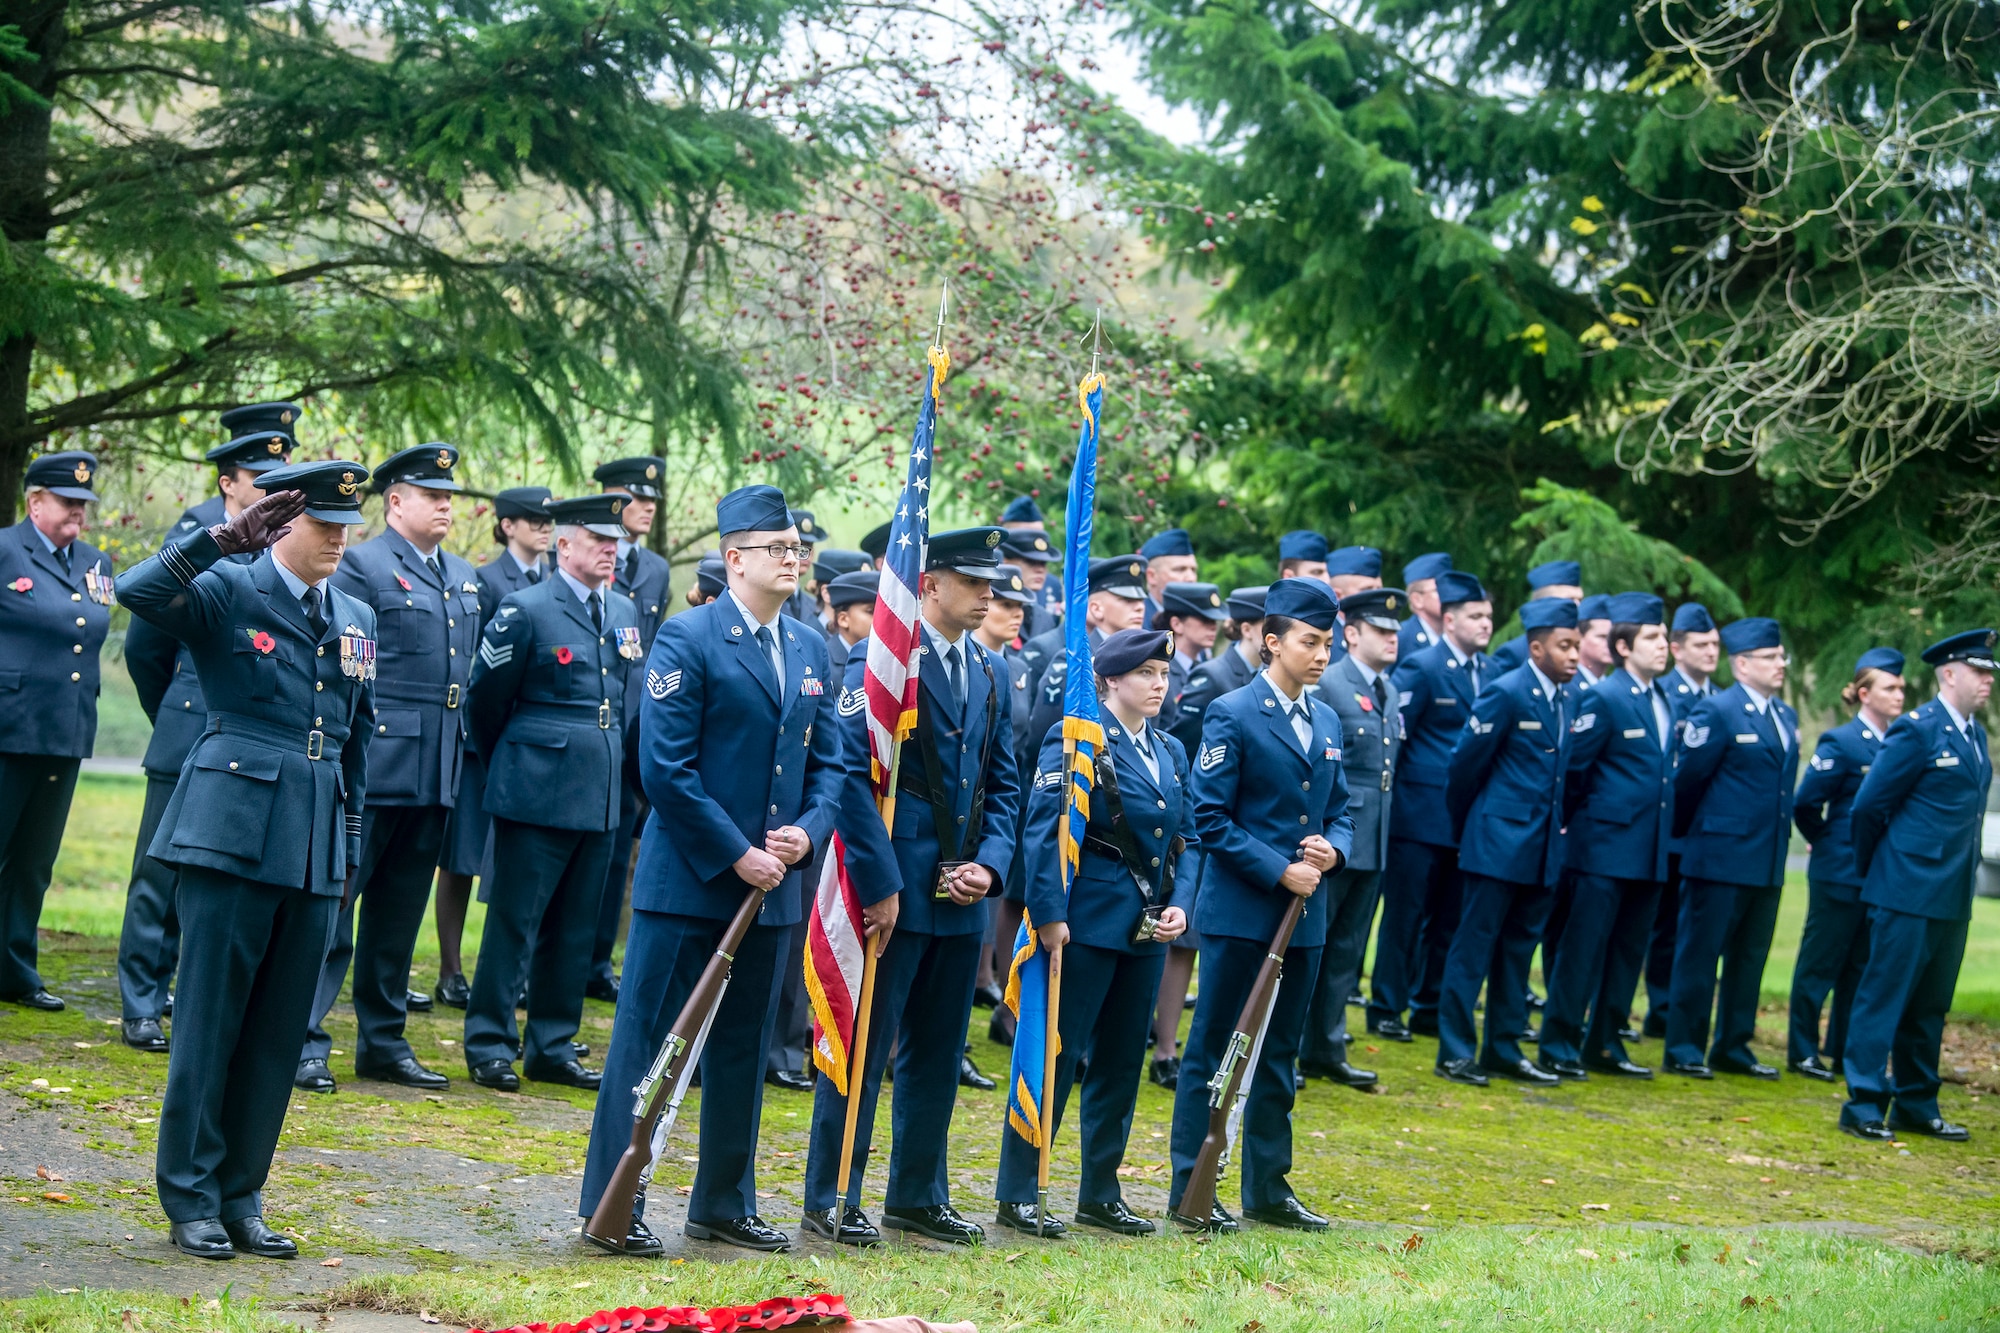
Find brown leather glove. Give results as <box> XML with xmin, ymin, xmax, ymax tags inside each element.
<box><xmin>209</xmin><ymin>489</ymin><xmax>307</xmax><ymax>556</ymax></box>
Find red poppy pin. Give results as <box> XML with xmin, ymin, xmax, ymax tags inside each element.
<box><xmin>8</xmin><ymin>577</ymin><xmax>30</xmax><ymax>593</ymax></box>
<box><xmin>396</xmin><ymin>574</ymin><xmax>412</xmax><ymax>591</ymax></box>
<box><xmin>555</xmin><ymin>646</ymin><xmax>574</xmax><ymax>665</ymax></box>
<box><xmin>251</xmin><ymin>630</ymin><xmax>276</xmax><ymax>655</ymax></box>
<box><xmin>1355</xmin><ymin>692</ymin><xmax>1375</xmax><ymax>712</ymax></box>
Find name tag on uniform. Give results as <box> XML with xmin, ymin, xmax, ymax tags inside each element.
<box><xmin>1735</xmin><ymin>733</ymin><xmax>1759</xmax><ymax>743</ymax></box>
<box><xmin>614</xmin><ymin>626</ymin><xmax>643</xmax><ymax>660</ymax></box>
<box><xmin>1437</xmin><ymin>697</ymin><xmax>1459</xmax><ymax>706</ymax></box>
<box><xmin>800</xmin><ymin>674</ymin><xmax>824</xmax><ymax>696</ymax></box>
<box><xmin>1622</xmin><ymin>728</ymin><xmax>1647</xmax><ymax>739</ymax></box>
<box><xmin>1518</xmin><ymin>720</ymin><xmax>1542</xmax><ymax>731</ymax></box>
<box><xmin>340</xmin><ymin>632</ymin><xmax>377</xmax><ymax>681</ymax></box>
<box><xmin>1938</xmin><ymin>754</ymin><xmax>1961</xmax><ymax>767</ymax></box>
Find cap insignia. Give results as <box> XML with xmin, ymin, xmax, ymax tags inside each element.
<box><xmin>338</xmin><ymin>471</ymin><xmax>358</xmax><ymax>495</ymax></box>
<box><xmin>610</xmin><ymin>498</ymin><xmax>624</xmax><ymax>514</ymax></box>
<box><xmin>1210</xmin><ymin>592</ymin><xmax>1222</xmax><ymax>606</ymax></box>
<box><xmin>280</xmin><ymin>409</ymin><xmax>294</xmax><ymax>425</ymax></box>
<box><xmin>437</xmin><ymin>450</ymin><xmax>454</xmax><ymax>469</ymax></box>
<box><xmin>1129</xmin><ymin>562</ymin><xmax>1141</xmax><ymax>576</ymax></box>
<box><xmin>1034</xmin><ymin>537</ymin><xmax>1048</xmax><ymax>551</ymax></box>
<box><xmin>1011</xmin><ymin>576</ymin><xmax>1023</xmax><ymax>591</ymax></box>
<box><xmin>1386</xmin><ymin>595</ymin><xmax>1399</xmax><ymax>612</ymax></box>
<box><xmin>987</xmin><ymin>531</ymin><xmax>1002</xmax><ymax>548</ymax></box>
<box><xmin>267</xmin><ymin>437</ymin><xmax>285</xmax><ymax>455</ymax></box>
<box><xmin>645</xmin><ymin>463</ymin><xmax>659</xmax><ymax>480</ymax></box>
<box><xmin>72</xmin><ymin>461</ymin><xmax>90</xmax><ymax>483</ymax></box>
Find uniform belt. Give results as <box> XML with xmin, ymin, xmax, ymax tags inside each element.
<box><xmin>374</xmin><ymin>682</ymin><xmax>464</xmax><ymax>709</ymax></box>
<box><xmin>208</xmin><ymin>711</ymin><xmax>346</xmax><ymax>763</ymax></box>
<box><xmin>512</xmin><ymin>699</ymin><xmax>617</xmax><ymax>730</ymax></box>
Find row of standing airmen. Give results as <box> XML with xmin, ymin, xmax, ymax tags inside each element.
<box><xmin>0</xmin><ymin>429</ymin><xmax>1985</xmax><ymax>1262</ymax></box>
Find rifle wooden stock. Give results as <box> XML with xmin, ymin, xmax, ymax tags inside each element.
<box><xmin>1177</xmin><ymin>895</ymin><xmax>1305</xmax><ymax>1225</ymax></box>
<box><xmin>584</xmin><ymin>884</ymin><xmax>766</xmax><ymax>1246</ymax></box>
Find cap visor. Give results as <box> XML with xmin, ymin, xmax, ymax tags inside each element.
<box><xmin>237</xmin><ymin>458</ymin><xmax>290</xmax><ymax>475</ymax></box>
<box><xmin>1358</xmin><ymin>613</ymin><xmax>1401</xmax><ymax>630</ymax></box>
<box><xmin>46</xmin><ymin>485</ymin><xmax>100</xmax><ymax>502</ymax></box>
<box><xmin>408</xmin><ymin>478</ymin><xmax>464</xmax><ymax>492</ymax></box>
<box><xmin>622</xmin><ymin>484</ymin><xmax>662</xmax><ymax>499</ymax></box>
<box><xmin>303</xmin><ymin>505</ymin><xmax>367</xmax><ymax>525</ymax></box>
<box><xmin>945</xmin><ymin>563</ymin><xmax>1009</xmax><ymax>580</ymax></box>
<box><xmin>994</xmin><ymin>590</ymin><xmax>1033</xmax><ymax>604</ymax></box>
<box><xmin>1100</xmin><ymin>584</ymin><xmax>1146</xmax><ymax>600</ymax></box>
<box><xmin>582</xmin><ymin>522</ymin><xmax>627</xmax><ymax>539</ymax></box>
<box><xmin>1963</xmin><ymin>654</ymin><xmax>1999</xmax><ymax>670</ymax></box>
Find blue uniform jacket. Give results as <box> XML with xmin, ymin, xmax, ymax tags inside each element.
<box><xmin>1670</xmin><ymin>683</ymin><xmax>1800</xmax><ymax>889</ymax></box>
<box><xmin>617</xmin><ymin>542</ymin><xmax>674</xmax><ymax>652</ymax></box>
<box><xmin>1165</xmin><ymin>643</ymin><xmax>1258</xmax><ymax>752</ymax></box>
<box><xmin>1562</xmin><ymin>666</ymin><xmax>1675</xmax><ymax>882</ymax></box>
<box><xmin>1311</xmin><ymin>654</ymin><xmax>1400</xmax><ymax>873</ymax></box>
<box><xmin>1396</xmin><ymin>616</ymin><xmax>1438</xmax><ymax>661</ymax></box>
<box><xmin>0</xmin><ymin>520</ymin><xmax>114</xmax><ymax>758</ymax></box>
<box><xmin>332</xmin><ymin>528</ymin><xmax>480</xmax><ymax>808</ymax></box>
<box><xmin>116</xmin><ymin>532</ymin><xmax>374</xmax><ymax>894</ymax></box>
<box><xmin>475</xmin><ymin>552</ymin><xmax>542</xmax><ymax>631</ymax></box>
<box><xmin>830</xmin><ymin>631</ymin><xmax>1020</xmax><ymax>937</ymax></box>
<box><xmin>1388</xmin><ymin>639</ymin><xmax>1490</xmax><ymax>847</ymax></box>
<box><xmin>1488</xmin><ymin>634</ymin><xmax>1525</xmax><ymax>675</ymax></box>
<box><xmin>128</xmin><ymin>498</ymin><xmax>229</xmax><ymax>777</ymax></box>
<box><xmin>1661</xmin><ymin>666</ymin><xmax>1712</xmax><ymax>722</ymax></box>
<box><xmin>1792</xmin><ymin>716</ymin><xmax>1884</xmax><ymax>893</ymax></box>
<box><xmin>1188</xmin><ymin>681</ymin><xmax>1356</xmax><ymax>950</ymax></box>
<box><xmin>1850</xmin><ymin>702</ymin><xmax>1991</xmax><ymax>922</ymax></box>
<box><xmin>467</xmin><ymin>575</ymin><xmax>638</xmax><ymax>834</ymax></box>
<box><xmin>1446</xmin><ymin>665</ymin><xmax>1570</xmax><ymax>888</ymax></box>
<box><xmin>1022</xmin><ymin>718</ymin><xmax>1199</xmax><ymax>954</ymax></box>
<box><xmin>630</xmin><ymin>597</ymin><xmax>844</xmax><ymax>928</ymax></box>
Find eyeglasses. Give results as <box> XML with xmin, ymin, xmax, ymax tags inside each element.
<box><xmin>740</xmin><ymin>543</ymin><xmax>810</xmax><ymax>562</ymax></box>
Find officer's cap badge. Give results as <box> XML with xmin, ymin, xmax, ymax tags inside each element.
<box><xmin>437</xmin><ymin>450</ymin><xmax>454</xmax><ymax>469</ymax></box>
<box><xmin>987</xmin><ymin>531</ymin><xmax>1002</xmax><ymax>548</ymax></box>
<box><xmin>800</xmin><ymin>517</ymin><xmax>815</xmax><ymax>534</ymax></box>
<box><xmin>72</xmin><ymin>461</ymin><xmax>90</xmax><ymax>483</ymax></box>
<box><xmin>1128</xmin><ymin>561</ymin><xmax>1141</xmax><ymax>576</ymax></box>
<box><xmin>610</xmin><ymin>498</ymin><xmax>624</xmax><ymax>514</ymax></box>
<box><xmin>1034</xmin><ymin>537</ymin><xmax>1049</xmax><ymax>551</ymax></box>
<box><xmin>1386</xmin><ymin>595</ymin><xmax>1399</xmax><ymax>612</ymax></box>
<box><xmin>338</xmin><ymin>471</ymin><xmax>357</xmax><ymax>495</ymax></box>
<box><xmin>1210</xmin><ymin>591</ymin><xmax>1222</xmax><ymax>606</ymax></box>
<box><xmin>280</xmin><ymin>409</ymin><xmax>293</xmax><ymax>425</ymax></box>
<box><xmin>267</xmin><ymin>436</ymin><xmax>285</xmax><ymax>454</ymax></box>
<box><xmin>645</xmin><ymin>463</ymin><xmax>658</xmax><ymax>480</ymax></box>
<box><xmin>1010</xmin><ymin>575</ymin><xmax>1023</xmax><ymax>591</ymax></box>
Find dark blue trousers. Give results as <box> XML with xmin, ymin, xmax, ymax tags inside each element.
<box><xmin>1539</xmin><ymin>869</ymin><xmax>1576</xmax><ymax>987</ymax></box>
<box><xmin>304</xmin><ymin>803</ymin><xmax>446</xmax><ymax>1069</ymax></box>
<box><xmin>1664</xmin><ymin>876</ymin><xmax>1780</xmax><ymax>1070</ymax></box>
<box><xmin>0</xmin><ymin>753</ymin><xmax>80</xmax><ymax>999</ymax></box>
<box><xmin>1436</xmin><ymin>872</ymin><xmax>1552</xmax><ymax>1068</ymax></box>
<box><xmin>803</xmin><ymin>928</ymin><xmax>984</xmax><ymax>1212</ymax></box>
<box><xmin>591</xmin><ymin>780</ymin><xmax>645</xmax><ymax>987</ymax></box>
<box><xmin>156</xmin><ymin>867</ymin><xmax>338</xmax><ymax>1222</ymax></box>
<box><xmin>1842</xmin><ymin>908</ymin><xmax>1966</xmax><ymax>1124</ymax></box>
<box><xmin>765</xmin><ymin>873</ymin><xmax>816</xmax><ymax>1077</ymax></box>
<box><xmin>1640</xmin><ymin>857</ymin><xmax>1682</xmax><ymax>1031</ymax></box>
<box><xmin>463</xmin><ymin>819</ymin><xmax>611</xmax><ymax>1073</ymax></box>
<box><xmin>579</xmin><ymin>908</ymin><xmax>786</xmax><ymax>1225</ymax></box>
<box><xmin>996</xmin><ymin>942</ymin><xmax>1164</xmax><ymax>1206</ymax></box>
<box><xmin>118</xmin><ymin>772</ymin><xmax>182</xmax><ymax>1020</ymax></box>
<box><xmin>1168</xmin><ymin>934</ymin><xmax>1322</xmax><ymax>1213</ymax></box>
<box><xmin>1788</xmin><ymin>879</ymin><xmax>1870</xmax><ymax>1067</ymax></box>
<box><xmin>1368</xmin><ymin>837</ymin><xmax>1459</xmax><ymax>1029</ymax></box>
<box><xmin>1304</xmin><ymin>868</ymin><xmax>1382</xmax><ymax>1066</ymax></box>
<box><xmin>1539</xmin><ymin>873</ymin><xmax>1660</xmax><ymax>1066</ymax></box>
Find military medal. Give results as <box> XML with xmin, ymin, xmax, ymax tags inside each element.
<box><xmin>340</xmin><ymin>630</ymin><xmax>377</xmax><ymax>681</ymax></box>
<box><xmin>84</xmin><ymin>563</ymin><xmax>116</xmax><ymax>606</ymax></box>
<box><xmin>614</xmin><ymin>626</ymin><xmax>643</xmax><ymax>661</ymax></box>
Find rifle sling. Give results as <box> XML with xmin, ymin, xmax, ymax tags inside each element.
<box><xmin>1080</xmin><ymin>744</ymin><xmax>1182</xmax><ymax>909</ymax></box>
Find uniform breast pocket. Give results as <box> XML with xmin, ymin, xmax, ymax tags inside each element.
<box><xmin>231</xmin><ymin>636</ymin><xmax>292</xmax><ymax>700</ymax></box>
<box><xmin>543</xmin><ymin>646</ymin><xmax>587</xmax><ymax>698</ymax></box>
<box><xmin>1887</xmin><ymin>822</ymin><xmax>1947</xmax><ymax>863</ymax></box>
<box><xmin>498</xmin><ymin>724</ymin><xmax>569</xmax><ymax>793</ymax></box>
<box><xmin>377</xmin><ymin>603</ymin><xmax>435</xmax><ymax>657</ymax></box>
<box><xmin>171</xmin><ymin>744</ymin><xmax>284</xmax><ymax>859</ymax></box>
<box><xmin>1484</xmin><ymin>798</ymin><xmax>1536</xmax><ymax>824</ymax></box>
<box><xmin>367</xmin><ymin>708</ymin><xmax>425</xmax><ymax>799</ymax></box>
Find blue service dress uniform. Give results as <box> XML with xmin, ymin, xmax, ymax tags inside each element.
<box><xmin>0</xmin><ymin>519</ymin><xmax>114</xmax><ymax>1001</ymax></box>
<box><xmin>1666</xmin><ymin>684</ymin><xmax>1799</xmax><ymax>1071</ymax></box>
<box><xmin>802</xmin><ymin>632</ymin><xmax>1020</xmax><ymax>1217</ymax></box>
<box><xmin>461</xmin><ymin>573</ymin><xmax>638</xmax><ymax>1077</ymax></box>
<box><xmin>579</xmin><ymin>593</ymin><xmax>843</xmax><ymax>1230</ymax></box>
<box><xmin>1788</xmin><ymin>716</ymin><xmax>1885</xmax><ymax>1069</ymax></box>
<box><xmin>117</xmin><ymin>530</ymin><xmax>374</xmax><ymax>1224</ymax></box>
<box><xmin>995</xmin><ymin>717</ymin><xmax>1198</xmax><ymax>1208</ymax></box>
<box><xmin>1542</xmin><ymin>667</ymin><xmax>1674</xmax><ymax>1068</ymax></box>
<box><xmin>440</xmin><ymin>553</ymin><xmax>544</xmax><ymax>886</ymax></box>
<box><xmin>1165</xmin><ymin>643</ymin><xmax>1259</xmax><ymax>754</ymax></box>
<box><xmin>1396</xmin><ymin>615</ymin><xmax>1438</xmax><ymax>661</ymax></box>
<box><xmin>999</xmin><ymin>642</ymin><xmax>1038</xmax><ymax>905</ymax></box>
<box><xmin>1302</xmin><ymin>654</ymin><xmax>1400</xmax><ymax>1068</ymax></box>
<box><xmin>1167</xmin><ymin>677</ymin><xmax>1354</xmax><ymax>1215</ymax></box>
<box><xmin>1842</xmin><ymin>702</ymin><xmax>1990</xmax><ymax>1129</ymax></box>
<box><xmin>1437</xmin><ymin>663</ymin><xmax>1570</xmax><ymax>1070</ymax></box>
<box><xmin>1369</xmin><ymin>639</ymin><xmax>1488</xmax><ymax>1034</ymax></box>
<box><xmin>300</xmin><ymin>529</ymin><xmax>479</xmax><ymax>1072</ymax></box>
<box><xmin>1638</xmin><ymin>666</ymin><xmax>1715</xmax><ymax>1032</ymax></box>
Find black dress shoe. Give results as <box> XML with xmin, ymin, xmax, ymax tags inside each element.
<box><xmin>170</xmin><ymin>1218</ymin><xmax>234</xmax><ymax>1260</ymax></box>
<box><xmin>528</xmin><ymin>1059</ymin><xmax>601</xmax><ymax>1090</ymax></box>
<box><xmin>1369</xmin><ymin>1018</ymin><xmax>1414</xmax><ymax>1043</ymax></box>
<box><xmin>767</xmin><ymin>1068</ymin><xmax>815</xmax><ymax>1092</ymax></box>
<box><xmin>972</xmin><ymin>982</ymin><xmax>1005</xmax><ymax>1010</ymax></box>
<box><xmin>1520</xmin><ymin>1026</ymin><xmax>1541</xmax><ymax>1045</ymax></box>
<box><xmin>434</xmin><ymin>973</ymin><xmax>471</xmax><ymax>1009</ymax></box>
<box><xmin>1485</xmin><ymin>1057</ymin><xmax>1559</xmax><ymax>1086</ymax></box>
<box><xmin>1150</xmin><ymin>1055</ymin><xmax>1180</xmax><ymax>1089</ymax></box>
<box><xmin>1889</xmin><ymin>1111</ymin><xmax>1971</xmax><ymax>1142</ymax></box>
<box><xmin>405</xmin><ymin>988</ymin><xmax>434</xmax><ymax>1013</ymax></box>
<box><xmin>1074</xmin><ymin>1199</ymin><xmax>1155</xmax><ymax>1235</ymax></box>
<box><xmin>1617</xmin><ymin>1025</ymin><xmax>1643</xmax><ymax>1043</ymax></box>
<box><xmin>1435</xmin><ymin>1058</ymin><xmax>1489</xmax><ymax>1087</ymax></box>
<box><xmin>1537</xmin><ymin>1055</ymin><xmax>1588</xmax><ymax>1081</ymax></box>
<box><xmin>122</xmin><ymin>1017</ymin><xmax>170</xmax><ymax>1053</ymax></box>
<box><xmin>357</xmin><ymin>1056</ymin><xmax>449</xmax><ymax>1090</ymax></box>
<box><xmin>1169</xmin><ymin>1200</ymin><xmax>1239</xmax><ymax>1233</ymax></box>
<box><xmin>223</xmin><ymin>1215</ymin><xmax>297</xmax><ymax>1259</ymax></box>
<box><xmin>7</xmin><ymin>988</ymin><xmax>63</xmax><ymax>1011</ymax></box>
<box><xmin>881</xmin><ymin>1203</ymin><xmax>984</xmax><ymax>1245</ymax></box>
<box><xmin>986</xmin><ymin>1010</ymin><xmax>1015</xmax><ymax>1048</ymax></box>
<box><xmin>995</xmin><ymin>1201</ymin><xmax>1066</xmax><ymax>1237</ymax></box>
<box><xmin>1663</xmin><ymin>1060</ymin><xmax>1713</xmax><ymax>1080</ymax></box>
<box><xmin>1840</xmin><ymin>1117</ymin><xmax>1894</xmax><ymax>1142</ymax></box>
<box><xmin>1641</xmin><ymin>1013</ymin><xmax>1668</xmax><ymax>1039</ymax></box>
<box><xmin>959</xmin><ymin>1050</ymin><xmax>996</xmax><ymax>1091</ymax></box>
<box><xmin>1715</xmin><ymin>1058</ymin><xmax>1780</xmax><ymax>1081</ymax></box>
<box><xmin>162</xmin><ymin>992</ymin><xmax>174</xmax><ymax>1018</ymax></box>
<box><xmin>294</xmin><ymin>1059</ymin><xmax>336</xmax><ymax>1093</ymax></box>
<box><xmin>582</xmin><ymin>1216</ymin><xmax>666</xmax><ymax>1257</ymax></box>
<box><xmin>571</xmin><ymin>1041</ymin><xmax>592</xmax><ymax>1062</ymax></box>
<box><xmin>1789</xmin><ymin>1057</ymin><xmax>1836</xmax><ymax>1082</ymax></box>
<box><xmin>1323</xmin><ymin>1059</ymin><xmax>1378</xmax><ymax>1088</ymax></box>
<box><xmin>470</xmin><ymin>1059</ymin><xmax>521</xmax><ymax>1091</ymax></box>
<box><xmin>585</xmin><ymin>974</ymin><xmax>621</xmax><ymax>1004</ymax></box>
<box><xmin>1242</xmin><ymin>1196</ymin><xmax>1329</xmax><ymax>1231</ymax></box>
<box><xmin>685</xmin><ymin>1214</ymin><xmax>793</xmax><ymax>1251</ymax></box>
<box><xmin>1346</xmin><ymin>991</ymin><xmax>1367</xmax><ymax>1008</ymax></box>
<box><xmin>802</xmin><ymin>1205</ymin><xmax>881</xmax><ymax>1247</ymax></box>
<box><xmin>1583</xmin><ymin>1054</ymin><xmax>1654</xmax><ymax>1079</ymax></box>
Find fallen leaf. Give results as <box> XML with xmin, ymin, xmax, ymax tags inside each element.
<box><xmin>419</xmin><ymin>1314</ymin><xmax>441</xmax><ymax>1326</ymax></box>
<box><xmin>1581</xmin><ymin>1203</ymin><xmax>1609</xmax><ymax>1211</ymax></box>
<box><xmin>28</xmin><ymin>1079</ymin><xmax>48</xmax><ymax>1089</ymax></box>
<box><xmin>1674</xmin><ymin>1242</ymin><xmax>1692</xmax><ymax>1265</ymax></box>
<box><xmin>1715</xmin><ymin>1243</ymin><xmax>1732</xmax><ymax>1265</ymax></box>
<box><xmin>1365</xmin><ymin>1044</ymin><xmax>1380</xmax><ymax>1053</ymax></box>
<box><xmin>1576</xmin><ymin>1248</ymin><xmax>1598</xmax><ymax>1259</ymax></box>
<box><xmin>42</xmin><ymin>1192</ymin><xmax>71</xmax><ymax>1203</ymax></box>
<box><xmin>1241</xmin><ymin>1322</ymin><xmax>1264</xmax><ymax>1333</ymax></box>
<box><xmin>572</xmin><ymin>1281</ymin><xmax>591</xmax><ymax>1289</ymax></box>
<box><xmin>35</xmin><ymin>1166</ymin><xmax>50</xmax><ymax>1180</ymax></box>
<box><xmin>321</xmin><ymin>1257</ymin><xmax>343</xmax><ymax>1268</ymax></box>
<box><xmin>1735</xmin><ymin>1116</ymin><xmax>1753</xmax><ymax>1123</ymax></box>
<box><xmin>1004</xmin><ymin>1252</ymin><xmax>1026</xmax><ymax>1264</ymax></box>
<box><xmin>1539</xmin><ymin>1178</ymin><xmax>1556</xmax><ymax>1185</ymax></box>
<box><xmin>1741</xmin><ymin>1296</ymin><xmax>1758</xmax><ymax>1308</ymax></box>
<box><xmin>1402</xmin><ymin>1233</ymin><xmax>1423</xmax><ymax>1252</ymax></box>
<box><xmin>1758</xmin><ymin>1176</ymin><xmax>1774</xmax><ymax>1183</ymax></box>
<box><xmin>1418</xmin><ymin>1203</ymin><xmax>1431</xmax><ymax>1212</ymax></box>
<box><xmin>72</xmin><ymin>1042</ymin><xmax>92</xmax><ymax>1050</ymax></box>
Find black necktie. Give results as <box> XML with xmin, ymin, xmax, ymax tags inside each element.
<box><xmin>1372</xmin><ymin>675</ymin><xmax>1389</xmax><ymax>715</ymax></box>
<box><xmin>525</xmin><ymin>565</ymin><xmax>540</xmax><ymax>584</ymax></box>
<box><xmin>302</xmin><ymin>586</ymin><xmax>327</xmax><ymax>636</ymax></box>
<box><xmin>945</xmin><ymin>642</ymin><xmax>966</xmax><ymax>709</ymax></box>
<box><xmin>624</xmin><ymin>549</ymin><xmax>638</xmax><ymax>588</ymax></box>
<box><xmin>425</xmin><ymin>553</ymin><xmax>442</xmax><ymax>584</ymax></box>
<box><xmin>56</xmin><ymin>545</ymin><xmax>71</xmax><ymax>576</ymax></box>
<box><xmin>590</xmin><ymin>590</ymin><xmax>603</xmax><ymax>631</ymax></box>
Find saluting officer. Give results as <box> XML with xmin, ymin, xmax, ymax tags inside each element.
<box><xmin>1488</xmin><ymin>560</ymin><xmax>1583</xmax><ymax>674</ymax></box>
<box><xmin>1787</xmin><ymin>648</ymin><xmax>1904</xmax><ymax>1081</ymax></box>
<box><xmin>1138</xmin><ymin>528</ymin><xmax>1198</xmax><ymax>628</ymax></box>
<box><xmin>1301</xmin><ymin>587</ymin><xmax>1406</xmax><ymax>1089</ymax></box>
<box><xmin>120</xmin><ymin>413</ymin><xmax>296</xmax><ymax>1051</ymax></box>
<box><xmin>1839</xmin><ymin>631</ymin><xmax>1993</xmax><ymax>1143</ymax></box>
<box><xmin>580</xmin><ymin>485</ymin><xmax>843</xmax><ymax>1255</ymax></box>
<box><xmin>462</xmin><ymin>494</ymin><xmax>642</xmax><ymax>1092</ymax></box>
<box><xmin>432</xmin><ymin>485</ymin><xmax>552</xmax><ymax>1009</ymax></box>
<box><xmin>995</xmin><ymin>629</ymin><xmax>1197</xmax><ymax>1237</ymax></box>
<box><xmin>802</xmin><ymin>528</ymin><xmax>1020</xmax><ymax>1248</ymax></box>
<box><xmin>1026</xmin><ymin>556</ymin><xmax>1149</xmax><ymax>741</ymax></box>
<box><xmin>1397</xmin><ymin>553</ymin><xmax>1453</xmax><ymax>659</ymax></box>
<box><xmin>1539</xmin><ymin>593</ymin><xmax>1675</xmax><ymax>1081</ymax></box>
<box><xmin>118</xmin><ymin>465</ymin><xmax>375</xmax><ymax>1260</ymax></box>
<box><xmin>1167</xmin><ymin>579</ymin><xmax>1353</xmax><ymax>1233</ymax></box>
<box><xmin>294</xmin><ymin>445</ymin><xmax>478</xmax><ymax>1093</ymax></box>
<box><xmin>1435</xmin><ymin>598</ymin><xmax>1579</xmax><ymax>1088</ymax></box>
<box><xmin>0</xmin><ymin>452</ymin><xmax>115</xmax><ymax>1012</ymax></box>
<box><xmin>1154</xmin><ymin>582</ymin><xmax>1224</xmax><ymax>708</ymax></box>
<box><xmin>1368</xmin><ymin>570</ymin><xmax>1492</xmax><ymax>1042</ymax></box>
<box><xmin>1665</xmin><ymin>617</ymin><xmax>1799</xmax><ymax>1080</ymax></box>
